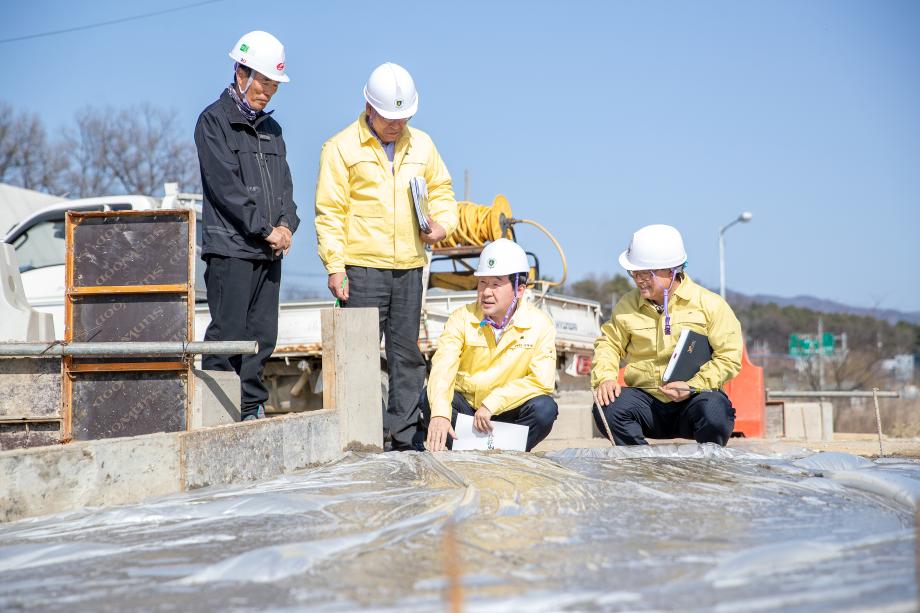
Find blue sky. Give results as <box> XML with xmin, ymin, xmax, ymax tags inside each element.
<box><xmin>4</xmin><ymin>0</ymin><xmax>919</xmax><ymax>311</ymax></box>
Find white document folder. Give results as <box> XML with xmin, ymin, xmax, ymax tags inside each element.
<box><xmin>451</xmin><ymin>413</ymin><xmax>528</xmax><ymax>452</ymax></box>
<box><xmin>409</xmin><ymin>176</ymin><xmax>430</xmax><ymax>233</ymax></box>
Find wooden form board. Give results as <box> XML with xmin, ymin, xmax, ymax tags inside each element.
<box><xmin>63</xmin><ymin>209</ymin><xmax>196</xmax><ymax>442</ymax></box>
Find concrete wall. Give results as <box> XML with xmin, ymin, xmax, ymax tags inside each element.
<box><xmin>0</xmin><ymin>357</ymin><xmax>62</xmax><ymax>450</ymax></box>
<box><xmin>0</xmin><ymin>410</ymin><xmax>342</xmax><ymax>523</ymax></box>
<box><xmin>0</xmin><ymin>308</ymin><xmax>383</xmax><ymax>523</ymax></box>
<box><xmin>783</xmin><ymin>401</ymin><xmax>834</xmax><ymax>441</ymax></box>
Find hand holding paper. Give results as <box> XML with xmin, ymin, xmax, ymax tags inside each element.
<box><xmin>452</xmin><ymin>413</ymin><xmax>528</xmax><ymax>452</ymax></box>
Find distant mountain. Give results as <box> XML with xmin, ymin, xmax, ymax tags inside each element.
<box><xmin>727</xmin><ymin>291</ymin><xmax>920</xmax><ymax>326</ymax></box>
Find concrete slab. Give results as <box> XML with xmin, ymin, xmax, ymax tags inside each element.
<box><xmin>321</xmin><ymin>308</ymin><xmax>383</xmax><ymax>451</ymax></box>
<box><xmin>0</xmin><ymin>432</ymin><xmax>180</xmax><ymax>523</ymax></box>
<box><xmin>189</xmin><ymin>369</ymin><xmax>240</xmax><ymax>428</ymax></box>
<box><xmin>181</xmin><ymin>417</ymin><xmax>286</xmax><ymax>489</ymax></box>
<box><xmin>281</xmin><ymin>409</ymin><xmax>340</xmax><ymax>471</ymax></box>
<box><xmin>0</xmin><ymin>409</ymin><xmax>355</xmax><ymax>523</ymax></box>
<box><xmin>0</xmin><ymin>357</ymin><xmax>61</xmax><ymax>419</ymax></box>
<box><xmin>784</xmin><ymin>402</ymin><xmax>833</xmax><ymax>441</ymax></box>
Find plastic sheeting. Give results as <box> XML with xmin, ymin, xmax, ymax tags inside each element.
<box><xmin>1</xmin><ymin>443</ymin><xmax>918</xmax><ymax>611</ymax></box>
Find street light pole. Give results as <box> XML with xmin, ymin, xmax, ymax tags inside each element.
<box><xmin>718</xmin><ymin>211</ymin><xmax>753</xmax><ymax>299</ymax></box>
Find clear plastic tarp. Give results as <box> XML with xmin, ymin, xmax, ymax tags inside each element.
<box><xmin>1</xmin><ymin>443</ymin><xmax>918</xmax><ymax>611</ymax></box>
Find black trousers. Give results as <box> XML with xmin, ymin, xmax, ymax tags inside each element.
<box><xmin>343</xmin><ymin>266</ymin><xmax>426</xmax><ymax>449</ymax></box>
<box><xmin>202</xmin><ymin>255</ymin><xmax>281</xmax><ymax>420</ymax></box>
<box><xmin>416</xmin><ymin>388</ymin><xmax>559</xmax><ymax>452</ymax></box>
<box><xmin>593</xmin><ymin>387</ymin><xmax>736</xmax><ymax>447</ymax></box>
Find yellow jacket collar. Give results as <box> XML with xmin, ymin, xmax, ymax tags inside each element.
<box><xmin>357</xmin><ymin>112</ymin><xmax>377</xmax><ymax>145</ymax></box>
<box><xmin>672</xmin><ymin>274</ymin><xmax>700</xmax><ymax>302</ymax></box>
<box><xmin>468</xmin><ymin>300</ymin><xmax>536</xmax><ymax>330</ymax></box>
<box><xmin>628</xmin><ymin>274</ymin><xmax>700</xmax><ymax>313</ymax></box>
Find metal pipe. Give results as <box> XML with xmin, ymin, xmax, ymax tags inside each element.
<box><xmin>767</xmin><ymin>390</ymin><xmax>900</xmax><ymax>399</ymax></box>
<box><xmin>0</xmin><ymin>341</ymin><xmax>258</xmax><ymax>357</ymax></box>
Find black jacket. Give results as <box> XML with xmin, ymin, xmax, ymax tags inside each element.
<box><xmin>194</xmin><ymin>89</ymin><xmax>299</xmax><ymax>260</ymax></box>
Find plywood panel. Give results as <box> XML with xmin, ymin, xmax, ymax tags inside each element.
<box><xmin>70</xmin><ymin>372</ymin><xmax>187</xmax><ymax>441</ymax></box>
<box><xmin>71</xmin><ymin>214</ymin><xmax>190</xmax><ymax>287</ymax></box>
<box><xmin>70</xmin><ymin>294</ymin><xmax>188</xmax><ymax>343</ymax></box>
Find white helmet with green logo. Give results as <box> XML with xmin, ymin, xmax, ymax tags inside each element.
<box><xmin>475</xmin><ymin>239</ymin><xmax>529</xmax><ymax>277</ymax></box>
<box><xmin>229</xmin><ymin>31</ymin><xmax>289</xmax><ymax>83</ymax></box>
<box><xmin>364</xmin><ymin>62</ymin><xmax>418</xmax><ymax>120</ymax></box>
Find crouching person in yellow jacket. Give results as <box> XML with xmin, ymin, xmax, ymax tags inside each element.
<box><xmin>418</xmin><ymin>239</ymin><xmax>559</xmax><ymax>452</ymax></box>
<box><xmin>592</xmin><ymin>224</ymin><xmax>743</xmax><ymax>447</ymax></box>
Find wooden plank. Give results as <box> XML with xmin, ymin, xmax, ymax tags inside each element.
<box><xmin>70</xmin><ymin>209</ymin><xmax>189</xmax><ymax>220</ymax></box>
<box><xmin>61</xmin><ymin>358</ymin><xmax>73</xmax><ymax>442</ymax></box>
<box><xmin>71</xmin><ymin>285</ymin><xmax>187</xmax><ymax>295</ymax></box>
<box><xmin>68</xmin><ymin>362</ymin><xmax>186</xmax><ymax>373</ymax></box>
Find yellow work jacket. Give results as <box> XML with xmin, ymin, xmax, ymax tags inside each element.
<box><xmin>428</xmin><ymin>300</ymin><xmax>557</xmax><ymax>420</ymax></box>
<box><xmin>314</xmin><ymin>114</ymin><xmax>458</xmax><ymax>273</ymax></box>
<box><xmin>591</xmin><ymin>275</ymin><xmax>742</xmax><ymax>402</ymax></box>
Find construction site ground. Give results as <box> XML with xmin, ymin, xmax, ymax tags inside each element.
<box><xmin>536</xmin><ymin>433</ymin><xmax>920</xmax><ymax>457</ymax></box>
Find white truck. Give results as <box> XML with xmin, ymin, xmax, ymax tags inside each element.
<box><xmin>4</xmin><ymin>186</ymin><xmax>602</xmax><ymax>413</ymax></box>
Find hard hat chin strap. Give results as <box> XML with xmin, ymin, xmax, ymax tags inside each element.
<box><xmin>652</xmin><ymin>268</ymin><xmax>679</xmax><ymax>335</ymax></box>
<box><xmin>480</xmin><ymin>273</ymin><xmax>521</xmax><ymax>331</ymax></box>
<box><xmin>230</xmin><ymin>63</ymin><xmax>258</xmax><ymax>121</ymax></box>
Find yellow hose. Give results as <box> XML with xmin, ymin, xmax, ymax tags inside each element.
<box><xmin>433</xmin><ymin>195</ymin><xmax>514</xmax><ymax>249</ymax></box>
<box><xmin>511</xmin><ymin>218</ymin><xmax>568</xmax><ymax>288</ymax></box>
<box><xmin>434</xmin><ymin>194</ymin><xmax>567</xmax><ymax>290</ymax></box>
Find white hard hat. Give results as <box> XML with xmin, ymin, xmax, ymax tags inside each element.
<box><xmin>229</xmin><ymin>31</ymin><xmax>289</xmax><ymax>83</ymax></box>
<box><xmin>618</xmin><ymin>224</ymin><xmax>688</xmax><ymax>271</ymax></box>
<box><xmin>363</xmin><ymin>62</ymin><xmax>418</xmax><ymax>119</ymax></box>
<box><xmin>475</xmin><ymin>239</ymin><xmax>530</xmax><ymax>277</ymax></box>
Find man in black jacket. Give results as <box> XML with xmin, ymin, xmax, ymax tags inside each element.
<box><xmin>194</xmin><ymin>31</ymin><xmax>299</xmax><ymax>421</ymax></box>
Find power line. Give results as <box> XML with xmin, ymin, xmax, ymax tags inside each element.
<box><xmin>0</xmin><ymin>0</ymin><xmax>227</xmax><ymax>44</ymax></box>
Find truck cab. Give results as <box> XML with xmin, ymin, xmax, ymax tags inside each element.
<box><xmin>3</xmin><ymin>187</ymin><xmax>205</xmax><ymax>336</ymax></box>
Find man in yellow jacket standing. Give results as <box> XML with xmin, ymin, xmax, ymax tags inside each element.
<box><xmin>315</xmin><ymin>62</ymin><xmax>458</xmax><ymax>450</ymax></box>
<box><xmin>420</xmin><ymin>239</ymin><xmax>558</xmax><ymax>452</ymax></box>
<box><xmin>592</xmin><ymin>224</ymin><xmax>742</xmax><ymax>447</ymax></box>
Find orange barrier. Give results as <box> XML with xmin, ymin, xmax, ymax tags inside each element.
<box><xmin>723</xmin><ymin>344</ymin><xmax>765</xmax><ymax>438</ymax></box>
<box><xmin>613</xmin><ymin>342</ymin><xmax>766</xmax><ymax>438</ymax></box>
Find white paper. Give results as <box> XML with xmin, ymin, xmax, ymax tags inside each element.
<box><xmin>451</xmin><ymin>413</ymin><xmax>528</xmax><ymax>452</ymax></box>
<box><xmin>409</xmin><ymin>176</ymin><xmax>430</xmax><ymax>233</ymax></box>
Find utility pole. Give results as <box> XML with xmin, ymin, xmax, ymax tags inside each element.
<box><xmin>463</xmin><ymin>169</ymin><xmax>471</xmax><ymax>202</ymax></box>
<box><xmin>817</xmin><ymin>316</ymin><xmax>825</xmax><ymax>390</ymax></box>
<box><xmin>718</xmin><ymin>212</ymin><xmax>753</xmax><ymax>298</ymax></box>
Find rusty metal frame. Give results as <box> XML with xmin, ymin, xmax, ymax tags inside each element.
<box><xmin>63</xmin><ymin>209</ymin><xmax>196</xmax><ymax>442</ymax></box>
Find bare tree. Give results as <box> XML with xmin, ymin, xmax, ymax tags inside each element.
<box><xmin>0</xmin><ymin>101</ymin><xmax>16</xmax><ymax>181</ymax></box>
<box><xmin>61</xmin><ymin>109</ymin><xmax>114</xmax><ymax>197</ymax></box>
<box><xmin>64</xmin><ymin>104</ymin><xmax>200</xmax><ymax>197</ymax></box>
<box><xmin>0</xmin><ymin>102</ymin><xmax>67</xmax><ymax>194</ymax></box>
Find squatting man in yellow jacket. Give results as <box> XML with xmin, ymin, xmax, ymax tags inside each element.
<box><xmin>592</xmin><ymin>224</ymin><xmax>743</xmax><ymax>446</ymax></box>
<box><xmin>315</xmin><ymin>62</ymin><xmax>458</xmax><ymax>451</ymax></box>
<box><xmin>418</xmin><ymin>239</ymin><xmax>559</xmax><ymax>452</ymax></box>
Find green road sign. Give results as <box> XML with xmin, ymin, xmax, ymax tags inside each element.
<box><xmin>788</xmin><ymin>333</ymin><xmax>835</xmax><ymax>358</ymax></box>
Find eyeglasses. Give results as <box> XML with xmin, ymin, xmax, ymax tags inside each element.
<box><xmin>629</xmin><ymin>269</ymin><xmax>668</xmax><ymax>281</ymax></box>
<box><xmin>369</xmin><ymin>109</ymin><xmax>411</xmax><ymax>126</ymax></box>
